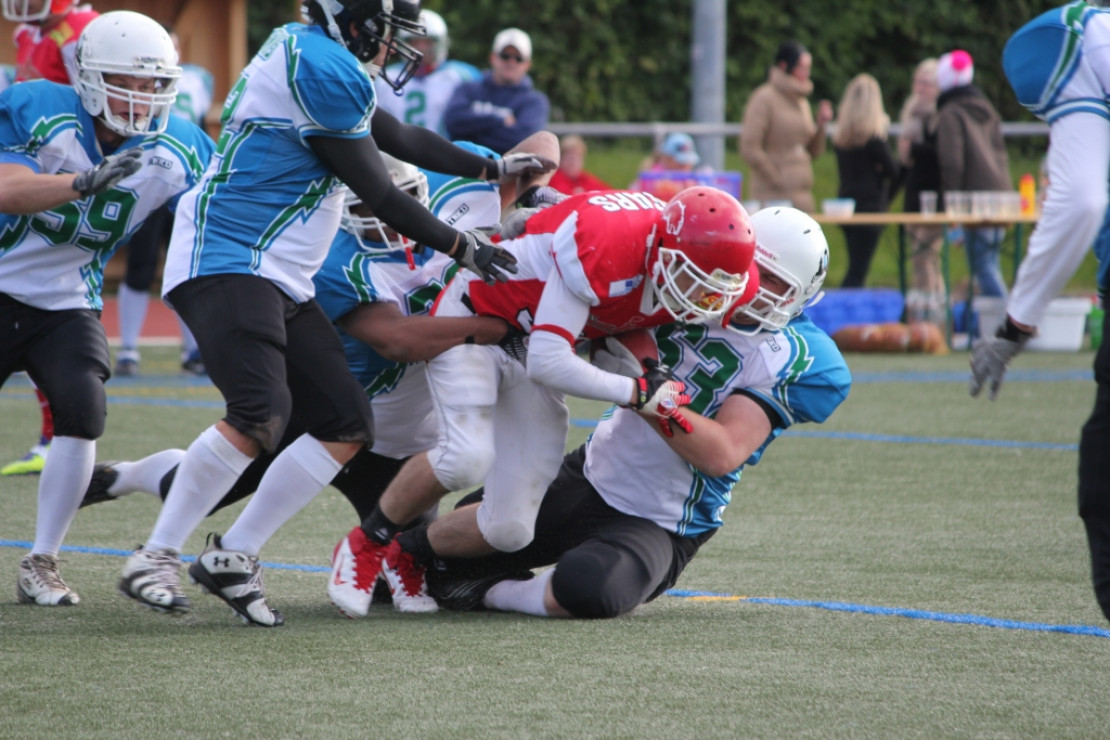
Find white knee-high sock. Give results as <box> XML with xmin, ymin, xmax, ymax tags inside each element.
<box><xmin>109</xmin><ymin>449</ymin><xmax>186</xmax><ymax>497</ymax></box>
<box><xmin>117</xmin><ymin>284</ymin><xmax>150</xmax><ymax>351</ymax></box>
<box><xmin>146</xmin><ymin>426</ymin><xmax>253</xmax><ymax>553</ymax></box>
<box><xmin>484</xmin><ymin>568</ymin><xmax>554</xmax><ymax>616</ymax></box>
<box><xmin>32</xmin><ymin>436</ymin><xmax>95</xmax><ymax>556</ymax></box>
<box><xmin>221</xmin><ymin>434</ymin><xmax>343</xmax><ymax>556</ymax></box>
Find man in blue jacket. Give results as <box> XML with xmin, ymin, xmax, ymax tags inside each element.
<box><xmin>443</xmin><ymin>27</ymin><xmax>549</xmax><ymax>154</ymax></box>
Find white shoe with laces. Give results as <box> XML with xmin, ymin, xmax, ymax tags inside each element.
<box><xmin>327</xmin><ymin>525</ymin><xmax>388</xmax><ymax>619</ymax></box>
<box><xmin>17</xmin><ymin>554</ymin><xmax>79</xmax><ymax>606</ymax></box>
<box><xmin>188</xmin><ymin>534</ymin><xmax>283</xmax><ymax>627</ymax></box>
<box><xmin>118</xmin><ymin>547</ymin><xmax>191</xmax><ymax>613</ymax></box>
<box><xmin>381</xmin><ymin>539</ymin><xmax>438</xmax><ymax>614</ymax></box>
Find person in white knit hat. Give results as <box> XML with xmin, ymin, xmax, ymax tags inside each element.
<box><xmin>935</xmin><ymin>49</ymin><xmax>1014</xmax><ymax>299</ymax></box>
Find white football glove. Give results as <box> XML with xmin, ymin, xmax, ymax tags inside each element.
<box><xmin>492</xmin><ymin>152</ymin><xmax>556</xmax><ymax>181</ymax></box>
<box><xmin>73</xmin><ymin>147</ymin><xmax>144</xmax><ymax>197</ymax></box>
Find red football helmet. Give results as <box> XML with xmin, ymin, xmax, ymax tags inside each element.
<box><xmin>648</xmin><ymin>186</ymin><xmax>758</xmax><ymax>324</ymax></box>
<box><xmin>2</xmin><ymin>0</ymin><xmax>75</xmax><ymax>23</ymax></box>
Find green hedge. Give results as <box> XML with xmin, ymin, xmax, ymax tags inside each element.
<box><xmin>249</xmin><ymin>1</ymin><xmax>1065</xmax><ymax>123</ymax></box>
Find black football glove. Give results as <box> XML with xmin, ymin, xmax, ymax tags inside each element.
<box><xmin>454</xmin><ymin>227</ymin><xmax>518</xmax><ymax>284</ymax></box>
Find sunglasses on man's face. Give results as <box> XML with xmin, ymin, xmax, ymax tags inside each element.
<box><xmin>498</xmin><ymin>51</ymin><xmax>525</xmax><ymax>63</ymax></box>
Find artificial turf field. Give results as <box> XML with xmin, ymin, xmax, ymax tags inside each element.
<box><xmin>2</xmin><ymin>348</ymin><xmax>1108</xmax><ymax>738</ymax></box>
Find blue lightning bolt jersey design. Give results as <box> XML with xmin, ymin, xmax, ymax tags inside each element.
<box><xmin>583</xmin><ymin>314</ymin><xmax>851</xmax><ymax>537</ymax></box>
<box><xmin>0</xmin><ymin>80</ymin><xmax>213</xmax><ymax>311</ymax></box>
<box><xmin>162</xmin><ymin>23</ymin><xmax>377</xmax><ymax>303</ymax></box>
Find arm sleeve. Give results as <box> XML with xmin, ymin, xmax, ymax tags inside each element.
<box><xmin>1008</xmin><ymin>113</ymin><xmax>1110</xmax><ymax>327</ymax></box>
<box><xmin>307</xmin><ymin>134</ymin><xmax>460</xmax><ymax>254</ymax></box>
<box><xmin>371</xmin><ymin>106</ymin><xmax>492</xmax><ymax>178</ymax></box>
<box><xmin>526</xmin><ymin>269</ymin><xmax>637</xmax><ymax>405</ymax></box>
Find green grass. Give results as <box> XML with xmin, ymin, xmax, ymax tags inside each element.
<box><xmin>2</xmin><ymin>347</ymin><xmax>1109</xmax><ymax>738</ymax></box>
<box><xmin>583</xmin><ymin>139</ymin><xmax>1098</xmax><ymax>296</ymax></box>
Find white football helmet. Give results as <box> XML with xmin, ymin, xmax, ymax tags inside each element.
<box><xmin>2</xmin><ymin>0</ymin><xmax>74</xmax><ymax>23</ymax></box>
<box><xmin>74</xmin><ymin>11</ymin><xmax>181</xmax><ymax>137</ymax></box>
<box><xmin>341</xmin><ymin>153</ymin><xmax>429</xmax><ymax>253</ymax></box>
<box><xmin>728</xmin><ymin>206</ymin><xmax>829</xmax><ymax>335</ymax></box>
<box><xmin>402</xmin><ymin>10</ymin><xmax>448</xmax><ymax>68</ymax></box>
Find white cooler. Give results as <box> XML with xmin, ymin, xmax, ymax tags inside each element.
<box><xmin>973</xmin><ymin>296</ymin><xmax>1093</xmax><ymax>352</ymax></box>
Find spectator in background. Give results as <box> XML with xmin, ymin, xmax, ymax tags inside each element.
<box><xmin>114</xmin><ymin>29</ymin><xmax>214</xmax><ymax>377</ymax></box>
<box><xmin>443</xmin><ymin>27</ymin><xmax>549</xmax><ymax>154</ymax></box>
<box><xmin>740</xmin><ymin>40</ymin><xmax>833</xmax><ymax>214</ymax></box>
<box><xmin>0</xmin><ymin>0</ymin><xmax>99</xmax><ymax>476</ymax></box>
<box><xmin>898</xmin><ymin>58</ymin><xmax>945</xmax><ymax>324</ymax></box>
<box><xmin>832</xmin><ymin>73</ymin><xmax>900</xmax><ymax>288</ymax></box>
<box><xmin>629</xmin><ymin>132</ymin><xmax>703</xmax><ymax>194</ymax></box>
<box><xmin>375</xmin><ymin>10</ymin><xmax>479</xmax><ymax>136</ymax></box>
<box><xmin>549</xmin><ymin>134</ymin><xmax>611</xmax><ymax>196</ymax></box>
<box><xmin>936</xmin><ymin>49</ymin><xmax>1013</xmax><ymax>299</ymax></box>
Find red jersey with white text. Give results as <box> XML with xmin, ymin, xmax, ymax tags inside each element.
<box><xmin>461</xmin><ymin>191</ymin><xmax>674</xmax><ymax>339</ymax></box>
<box><xmin>13</xmin><ymin>8</ymin><xmax>98</xmax><ymax>83</ymax></box>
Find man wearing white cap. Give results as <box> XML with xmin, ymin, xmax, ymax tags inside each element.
<box><xmin>443</xmin><ymin>27</ymin><xmax>549</xmax><ymax>154</ymax></box>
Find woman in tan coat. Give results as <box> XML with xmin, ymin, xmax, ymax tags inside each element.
<box><xmin>740</xmin><ymin>41</ymin><xmax>833</xmax><ymax>214</ymax></box>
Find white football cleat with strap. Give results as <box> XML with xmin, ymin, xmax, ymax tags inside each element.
<box><xmin>381</xmin><ymin>539</ymin><xmax>438</xmax><ymax>614</ymax></box>
<box><xmin>328</xmin><ymin>526</ymin><xmax>388</xmax><ymax>619</ymax></box>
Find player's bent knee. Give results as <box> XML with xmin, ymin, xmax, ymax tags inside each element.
<box><xmin>551</xmin><ymin>551</ymin><xmax>638</xmax><ymax>619</ymax></box>
<box><xmin>236</xmin><ymin>416</ymin><xmax>289</xmax><ymax>455</ymax></box>
<box><xmin>430</xmin><ymin>443</ymin><xmax>495</xmax><ymax>491</ymax></box>
<box><xmin>479</xmin><ymin>520</ymin><xmax>535</xmax><ymax>553</ymax></box>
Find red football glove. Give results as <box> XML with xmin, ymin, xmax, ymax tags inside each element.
<box><xmin>630</xmin><ymin>359</ymin><xmax>693</xmax><ymax>437</ymax></box>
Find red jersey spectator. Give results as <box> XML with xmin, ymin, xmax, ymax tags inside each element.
<box><xmin>549</xmin><ymin>135</ymin><xmax>611</xmax><ymax>195</ymax></box>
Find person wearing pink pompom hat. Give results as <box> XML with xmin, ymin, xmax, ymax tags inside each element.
<box><xmin>935</xmin><ymin>48</ymin><xmax>1014</xmax><ymax>299</ymax></box>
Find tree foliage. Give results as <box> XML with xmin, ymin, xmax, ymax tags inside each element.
<box><xmin>248</xmin><ymin>0</ymin><xmax>1065</xmax><ymax>123</ymax></box>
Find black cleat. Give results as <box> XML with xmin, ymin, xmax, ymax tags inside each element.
<box><xmin>426</xmin><ymin>569</ymin><xmax>534</xmax><ymax>612</ymax></box>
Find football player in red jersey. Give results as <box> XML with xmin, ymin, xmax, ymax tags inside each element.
<box><xmin>1</xmin><ymin>0</ymin><xmax>98</xmax><ymax>477</ymax></box>
<box><xmin>328</xmin><ymin>185</ymin><xmax>760</xmax><ymax>617</ymax></box>
<box><xmin>6</xmin><ymin>0</ymin><xmax>99</xmax><ymax>84</ymax></box>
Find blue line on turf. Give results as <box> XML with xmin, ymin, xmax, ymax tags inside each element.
<box><xmin>0</xmin><ymin>540</ymin><xmax>328</xmax><ymax>573</ymax></box>
<box><xmin>667</xmin><ymin>589</ymin><xmax>1110</xmax><ymax>639</ymax></box>
<box><xmin>0</xmin><ymin>390</ymin><xmax>1084</xmax><ymax>450</ymax></box>
<box><xmin>4</xmin><ymin>539</ymin><xmax>1105</xmax><ymax>638</ymax></box>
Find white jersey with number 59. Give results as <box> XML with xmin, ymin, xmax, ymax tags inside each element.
<box><xmin>0</xmin><ymin>80</ymin><xmax>214</xmax><ymax>311</ymax></box>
